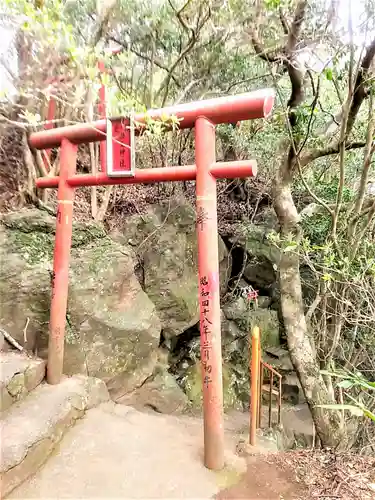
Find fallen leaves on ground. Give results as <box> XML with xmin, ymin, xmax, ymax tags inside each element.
<box><xmin>273</xmin><ymin>449</ymin><xmax>375</xmax><ymax>499</ymax></box>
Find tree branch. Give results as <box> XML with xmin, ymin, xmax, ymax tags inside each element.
<box><xmin>350</xmin><ymin>93</ymin><xmax>375</xmax><ymax>225</ymax></box>
<box><xmin>156</xmin><ymin>2</ymin><xmax>212</xmax><ymax>106</ymax></box>
<box><xmin>107</xmin><ymin>36</ymin><xmax>182</xmax><ymax>88</ymax></box>
<box><xmin>286</xmin><ymin>1</ymin><xmax>308</xmax><ymax>110</ymax></box>
<box><xmin>346</xmin><ymin>37</ymin><xmax>375</xmax><ymax>137</ymax></box>
<box><xmin>299</xmin><ymin>141</ymin><xmax>366</xmax><ymax>167</ymax></box>
<box><xmin>250</xmin><ymin>0</ymin><xmax>284</xmax><ymax>63</ymax></box>
<box><xmin>279</xmin><ymin>6</ymin><xmax>289</xmax><ymax>35</ymax></box>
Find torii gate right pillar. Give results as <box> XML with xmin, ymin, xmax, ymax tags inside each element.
<box><xmin>195</xmin><ymin>116</ymin><xmax>224</xmax><ymax>470</ymax></box>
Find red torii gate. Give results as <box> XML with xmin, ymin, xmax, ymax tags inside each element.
<box><xmin>29</xmin><ymin>89</ymin><xmax>275</xmax><ymax>471</ymax></box>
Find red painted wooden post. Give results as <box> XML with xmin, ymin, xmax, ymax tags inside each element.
<box><xmin>195</xmin><ymin>116</ymin><xmax>224</xmax><ymax>470</ymax></box>
<box><xmin>47</xmin><ymin>138</ymin><xmax>77</xmax><ymax>384</ymax></box>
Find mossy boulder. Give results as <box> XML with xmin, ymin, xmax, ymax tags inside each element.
<box><xmin>0</xmin><ymin>210</ymin><xmax>161</xmax><ymax>396</ymax></box>
<box><xmin>223</xmin><ymin>298</ymin><xmax>280</xmax><ymax>348</ymax></box>
<box><xmin>0</xmin><ymin>220</ymin><xmax>52</xmax><ymax>351</ymax></box>
<box><xmin>117</xmin><ymin>368</ymin><xmax>189</xmax><ymax>414</ymax></box>
<box><xmin>230</xmin><ymin>222</ymin><xmax>280</xmax><ymax>264</ymax></box>
<box><xmin>58</xmin><ymin>240</ymin><xmax>161</xmax><ymax>394</ymax></box>
<box><xmin>111</xmin><ymin>198</ymin><xmax>231</xmax><ymax>338</ymax></box>
<box><xmin>181</xmin><ymin>361</ymin><xmax>243</xmax><ymax>410</ymax></box>
<box><xmin>171</xmin><ymin>314</ymin><xmax>250</xmax><ymax>410</ymax></box>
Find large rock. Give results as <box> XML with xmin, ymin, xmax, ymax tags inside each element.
<box><xmin>223</xmin><ymin>298</ymin><xmax>280</xmax><ymax>348</ymax></box>
<box><xmin>243</xmin><ymin>258</ymin><xmax>276</xmax><ymax>290</ymax></box>
<box><xmin>181</xmin><ymin>361</ymin><xmax>243</xmax><ymax>410</ymax></box>
<box><xmin>0</xmin><ymin>375</ymin><xmax>109</xmax><ymax>497</ymax></box>
<box><xmin>117</xmin><ymin>369</ymin><xmax>189</xmax><ymax>414</ymax></box>
<box><xmin>0</xmin><ymin>210</ymin><xmax>161</xmax><ymax>397</ymax></box>
<box><xmin>111</xmin><ymin>199</ymin><xmax>231</xmax><ymax>338</ymax></box>
<box><xmin>170</xmin><ymin>314</ymin><xmax>250</xmax><ymax>410</ymax></box>
<box><xmin>41</xmin><ymin>240</ymin><xmax>161</xmax><ymax>396</ymax></box>
<box><xmin>0</xmin><ymin>352</ymin><xmax>45</xmax><ymax>412</ymax></box>
<box><xmin>230</xmin><ymin>222</ymin><xmax>280</xmax><ymax>264</ymax></box>
<box><xmin>0</xmin><ymin>210</ymin><xmax>106</xmax><ymax>351</ymax></box>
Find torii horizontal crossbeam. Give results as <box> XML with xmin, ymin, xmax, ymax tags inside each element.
<box><xmin>29</xmin><ymin>89</ymin><xmax>274</xmax><ymax>149</ymax></box>
<box><xmin>36</xmin><ymin>161</ymin><xmax>257</xmax><ymax>188</ymax></box>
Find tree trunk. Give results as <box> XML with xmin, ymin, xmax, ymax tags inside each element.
<box><xmin>273</xmin><ymin>159</ymin><xmax>345</xmax><ymax>448</ymax></box>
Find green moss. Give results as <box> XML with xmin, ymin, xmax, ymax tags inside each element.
<box><xmin>81</xmin><ymin>237</ymin><xmax>117</xmax><ymax>275</ymax></box>
<box><xmin>6</xmin><ymin>230</ymin><xmax>54</xmax><ymax>265</ymax></box>
<box><xmin>3</xmin><ymin>215</ymin><xmax>107</xmax><ymax>267</ymax></box>
<box><xmin>66</xmin><ymin>314</ymin><xmax>80</xmax><ymax>345</ymax></box>
<box><xmin>71</xmin><ymin>224</ymin><xmax>106</xmax><ymax>248</ymax></box>
<box><xmin>182</xmin><ymin>362</ymin><xmax>243</xmax><ymax>410</ymax></box>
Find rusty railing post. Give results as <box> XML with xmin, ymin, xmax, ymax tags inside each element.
<box><xmin>257</xmin><ymin>359</ymin><xmax>263</xmax><ymax>429</ymax></box>
<box><xmin>47</xmin><ymin>138</ymin><xmax>77</xmax><ymax>384</ymax></box>
<box><xmin>250</xmin><ymin>326</ymin><xmax>260</xmax><ymax>446</ymax></box>
<box><xmin>278</xmin><ymin>376</ymin><xmax>282</xmax><ymax>425</ymax></box>
<box><xmin>195</xmin><ymin>116</ymin><xmax>224</xmax><ymax>471</ymax></box>
<box><xmin>268</xmin><ymin>371</ymin><xmax>274</xmax><ymax>427</ymax></box>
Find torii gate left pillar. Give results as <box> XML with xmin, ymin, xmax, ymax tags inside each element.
<box><xmin>30</xmin><ymin>89</ymin><xmax>275</xmax><ymax>471</ymax></box>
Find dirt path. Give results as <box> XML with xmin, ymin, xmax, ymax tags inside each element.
<box><xmin>216</xmin><ymin>454</ymin><xmax>307</xmax><ymax>500</ymax></box>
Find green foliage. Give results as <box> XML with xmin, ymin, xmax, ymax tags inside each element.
<box><xmin>314</xmin><ymin>180</ymin><xmax>355</xmax><ymax>203</ymax></box>
<box><xmin>319</xmin><ymin>370</ymin><xmax>375</xmax><ymax>422</ymax></box>
<box><xmin>301</xmin><ymin>214</ymin><xmax>331</xmax><ymax>245</ymax></box>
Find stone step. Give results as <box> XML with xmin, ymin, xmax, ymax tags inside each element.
<box><xmin>261</xmin><ymin>384</ymin><xmax>280</xmax><ymax>397</ymax></box>
<box><xmin>0</xmin><ymin>352</ymin><xmax>46</xmax><ymax>413</ymax></box>
<box><xmin>0</xmin><ymin>375</ymin><xmax>109</xmax><ymax>498</ymax></box>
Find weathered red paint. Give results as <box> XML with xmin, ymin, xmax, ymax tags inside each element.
<box><xmin>195</xmin><ymin>116</ymin><xmax>224</xmax><ymax>470</ymax></box>
<box><xmin>35</xmin><ymin>160</ymin><xmax>257</xmax><ymax>189</ymax></box>
<box><xmin>29</xmin><ymin>89</ymin><xmax>275</xmax><ymax>150</ymax></box>
<box><xmin>47</xmin><ymin>138</ymin><xmax>77</xmax><ymax>385</ymax></box>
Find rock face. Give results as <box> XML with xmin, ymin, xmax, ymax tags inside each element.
<box><xmin>223</xmin><ymin>298</ymin><xmax>280</xmax><ymax>348</ymax></box>
<box><xmin>0</xmin><ymin>210</ymin><xmax>107</xmax><ymax>352</ymax></box>
<box><xmin>63</xmin><ymin>240</ymin><xmax>161</xmax><ymax>395</ymax></box>
<box><xmin>0</xmin><ymin>209</ymin><xmax>161</xmax><ymax>398</ymax></box>
<box><xmin>118</xmin><ymin>369</ymin><xmax>189</xmax><ymax>414</ymax></box>
<box><xmin>171</xmin><ymin>313</ymin><xmax>252</xmax><ymax>411</ymax></box>
<box><xmin>0</xmin><ymin>206</ymin><xmax>287</xmax><ymax>413</ymax></box>
<box><xmin>0</xmin><ymin>352</ymin><xmax>45</xmax><ymax>412</ymax></box>
<box><xmin>111</xmin><ymin>199</ymin><xmax>231</xmax><ymax>338</ymax></box>
<box><xmin>1</xmin><ymin>374</ymin><xmax>109</xmax><ymax>497</ymax></box>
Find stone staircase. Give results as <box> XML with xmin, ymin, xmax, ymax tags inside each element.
<box><xmin>0</xmin><ymin>351</ymin><xmax>110</xmax><ymax>498</ymax></box>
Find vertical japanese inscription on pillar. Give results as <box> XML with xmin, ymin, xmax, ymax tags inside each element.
<box><xmin>200</xmin><ymin>275</ymin><xmax>212</xmax><ymax>388</ymax></box>
<box><xmin>197</xmin><ymin>206</ymin><xmax>210</xmax><ymax>231</ymax></box>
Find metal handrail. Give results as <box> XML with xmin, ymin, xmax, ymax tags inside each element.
<box><xmin>250</xmin><ymin>326</ymin><xmax>283</xmax><ymax>446</ymax></box>
<box><xmin>259</xmin><ymin>359</ymin><xmax>282</xmax><ymax>429</ymax></box>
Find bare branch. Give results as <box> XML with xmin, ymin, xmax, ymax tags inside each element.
<box><xmin>287</xmin><ymin>0</ymin><xmax>307</xmax><ymax>53</ymax></box>
<box><xmin>107</xmin><ymin>36</ymin><xmax>182</xmax><ymax>88</ymax></box>
<box><xmin>250</xmin><ymin>0</ymin><xmax>284</xmax><ymax>63</ymax></box>
<box><xmin>286</xmin><ymin>1</ymin><xmax>308</xmax><ymax>110</ymax></box>
<box><xmin>349</xmin><ymin>94</ymin><xmax>375</xmax><ymax>232</ymax></box>
<box><xmin>168</xmin><ymin>0</ymin><xmax>194</xmax><ymax>36</ymax></box>
<box><xmin>346</xmin><ymin>37</ymin><xmax>375</xmax><ymax>137</ymax></box>
<box><xmin>279</xmin><ymin>6</ymin><xmax>289</xmax><ymax>35</ymax></box>
<box><xmin>299</xmin><ymin>141</ymin><xmax>366</xmax><ymax>167</ymax></box>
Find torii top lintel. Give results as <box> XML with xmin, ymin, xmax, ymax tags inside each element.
<box><xmin>29</xmin><ymin>89</ymin><xmax>275</xmax><ymax>150</ymax></box>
